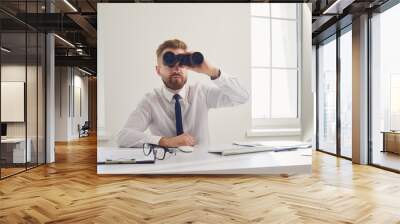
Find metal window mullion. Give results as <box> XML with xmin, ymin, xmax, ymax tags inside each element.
<box><xmin>0</xmin><ymin>25</ymin><xmax>2</xmax><ymax>179</ymax></box>
<box><xmin>72</xmin><ymin>68</ymin><xmax>75</xmax><ymax>118</ymax></box>
<box><xmin>296</xmin><ymin>4</ymin><xmax>300</xmax><ymax>119</ymax></box>
<box><xmin>367</xmin><ymin>12</ymin><xmax>373</xmax><ymax>165</ymax></box>
<box><xmin>59</xmin><ymin>67</ymin><xmax>62</xmax><ymax>117</ymax></box>
<box><xmin>337</xmin><ymin>30</ymin><xmax>341</xmax><ymax>157</ymax></box>
<box><xmin>36</xmin><ymin>12</ymin><xmax>39</xmax><ymax>167</ymax></box>
<box><xmin>68</xmin><ymin>69</ymin><xmax>71</xmax><ymax>118</ymax></box>
<box><xmin>269</xmin><ymin>6</ymin><xmax>273</xmax><ymax>119</ymax></box>
<box><xmin>44</xmin><ymin>0</ymin><xmax>47</xmax><ymax>164</ymax></box>
<box><xmin>316</xmin><ymin>44</ymin><xmax>320</xmax><ymax>150</ymax></box>
<box><xmin>24</xmin><ymin>0</ymin><xmax>28</xmax><ymax>171</ymax></box>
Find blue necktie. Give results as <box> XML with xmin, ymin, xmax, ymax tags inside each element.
<box><xmin>173</xmin><ymin>94</ymin><xmax>184</xmax><ymax>136</ymax></box>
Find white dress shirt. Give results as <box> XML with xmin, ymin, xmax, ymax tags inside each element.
<box><xmin>116</xmin><ymin>71</ymin><xmax>249</xmax><ymax>147</ymax></box>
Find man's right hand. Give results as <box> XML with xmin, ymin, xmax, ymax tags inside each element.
<box><xmin>159</xmin><ymin>133</ymin><xmax>196</xmax><ymax>148</ymax></box>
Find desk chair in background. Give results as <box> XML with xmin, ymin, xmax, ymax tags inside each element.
<box><xmin>78</xmin><ymin>121</ymin><xmax>90</xmax><ymax>138</ymax></box>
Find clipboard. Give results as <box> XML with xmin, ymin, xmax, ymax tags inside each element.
<box><xmin>97</xmin><ymin>148</ymin><xmax>156</xmax><ymax>165</ymax></box>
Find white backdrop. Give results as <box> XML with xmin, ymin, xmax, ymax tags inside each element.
<box><xmin>97</xmin><ymin>3</ymin><xmax>313</xmax><ymax>147</ymax></box>
<box><xmin>98</xmin><ymin>3</ymin><xmax>252</xmax><ymax>145</ymax></box>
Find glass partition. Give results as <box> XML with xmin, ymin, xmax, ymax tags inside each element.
<box><xmin>0</xmin><ymin>1</ymin><xmax>46</xmax><ymax>179</ymax></box>
<box><xmin>0</xmin><ymin>31</ymin><xmax>28</xmax><ymax>177</ymax></box>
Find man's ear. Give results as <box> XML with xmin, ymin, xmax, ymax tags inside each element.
<box><xmin>155</xmin><ymin>65</ymin><xmax>161</xmax><ymax>76</ymax></box>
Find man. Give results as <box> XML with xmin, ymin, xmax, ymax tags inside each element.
<box><xmin>116</xmin><ymin>39</ymin><xmax>248</xmax><ymax>148</ymax></box>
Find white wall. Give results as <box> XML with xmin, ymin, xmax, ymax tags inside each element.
<box><xmin>1</xmin><ymin>65</ymin><xmax>39</xmax><ymax>138</ymax></box>
<box><xmin>311</xmin><ymin>45</ymin><xmax>317</xmax><ymax>149</ymax></box>
<box><xmin>301</xmin><ymin>4</ymin><xmax>314</xmax><ymax>143</ymax></box>
<box><xmin>98</xmin><ymin>3</ymin><xmax>313</xmax><ymax>146</ymax></box>
<box><xmin>55</xmin><ymin>67</ymin><xmax>89</xmax><ymax>141</ymax></box>
<box><xmin>55</xmin><ymin>67</ymin><xmax>69</xmax><ymax>141</ymax></box>
<box><xmin>73</xmin><ymin>73</ymin><xmax>89</xmax><ymax>137</ymax></box>
<box><xmin>1</xmin><ymin>64</ymin><xmax>46</xmax><ymax>163</ymax></box>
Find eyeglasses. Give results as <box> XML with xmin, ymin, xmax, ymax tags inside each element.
<box><xmin>143</xmin><ymin>143</ymin><xmax>176</xmax><ymax>160</ymax></box>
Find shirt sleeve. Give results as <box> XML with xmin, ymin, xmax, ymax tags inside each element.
<box><xmin>205</xmin><ymin>70</ymin><xmax>249</xmax><ymax>108</ymax></box>
<box><xmin>116</xmin><ymin>98</ymin><xmax>162</xmax><ymax>147</ymax></box>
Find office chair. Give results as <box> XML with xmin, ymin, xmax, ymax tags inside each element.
<box><xmin>78</xmin><ymin>121</ymin><xmax>90</xmax><ymax>138</ymax></box>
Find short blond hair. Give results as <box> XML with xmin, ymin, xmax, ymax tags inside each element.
<box><xmin>156</xmin><ymin>39</ymin><xmax>187</xmax><ymax>59</ymax></box>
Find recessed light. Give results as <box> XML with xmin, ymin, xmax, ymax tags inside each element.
<box><xmin>1</xmin><ymin>47</ymin><xmax>11</xmax><ymax>53</ymax></box>
<box><xmin>78</xmin><ymin>67</ymin><xmax>93</xmax><ymax>76</ymax></box>
<box><xmin>63</xmin><ymin>0</ymin><xmax>78</xmax><ymax>12</ymax></box>
<box><xmin>54</xmin><ymin>34</ymin><xmax>75</xmax><ymax>48</ymax></box>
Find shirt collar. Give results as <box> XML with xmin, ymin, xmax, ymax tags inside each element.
<box><xmin>162</xmin><ymin>84</ymin><xmax>187</xmax><ymax>103</ymax></box>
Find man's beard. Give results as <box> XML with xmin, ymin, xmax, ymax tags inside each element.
<box><xmin>163</xmin><ymin>73</ymin><xmax>187</xmax><ymax>90</ymax></box>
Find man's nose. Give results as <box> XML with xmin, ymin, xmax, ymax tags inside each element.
<box><xmin>172</xmin><ymin>64</ymin><xmax>183</xmax><ymax>72</ymax></box>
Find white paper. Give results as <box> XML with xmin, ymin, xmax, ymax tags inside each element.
<box><xmin>98</xmin><ymin>147</ymin><xmax>154</xmax><ymax>162</ymax></box>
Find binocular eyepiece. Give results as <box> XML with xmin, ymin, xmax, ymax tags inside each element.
<box><xmin>163</xmin><ymin>51</ymin><xmax>204</xmax><ymax>68</ymax></box>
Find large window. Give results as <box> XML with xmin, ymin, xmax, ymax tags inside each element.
<box><xmin>317</xmin><ymin>36</ymin><xmax>337</xmax><ymax>154</ymax></box>
<box><xmin>316</xmin><ymin>25</ymin><xmax>352</xmax><ymax>159</ymax></box>
<box><xmin>371</xmin><ymin>3</ymin><xmax>400</xmax><ymax>171</ymax></box>
<box><xmin>251</xmin><ymin>3</ymin><xmax>301</xmax><ymax>128</ymax></box>
<box><xmin>340</xmin><ymin>28</ymin><xmax>352</xmax><ymax>158</ymax></box>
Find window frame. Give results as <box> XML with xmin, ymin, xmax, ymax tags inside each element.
<box><xmin>369</xmin><ymin>1</ymin><xmax>400</xmax><ymax>173</ymax></box>
<box><xmin>250</xmin><ymin>3</ymin><xmax>302</xmax><ymax>131</ymax></box>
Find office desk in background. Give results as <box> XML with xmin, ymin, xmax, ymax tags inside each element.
<box><xmin>1</xmin><ymin>138</ymin><xmax>32</xmax><ymax>163</ymax></box>
<box><xmin>97</xmin><ymin>145</ymin><xmax>312</xmax><ymax>175</ymax></box>
<box><xmin>382</xmin><ymin>131</ymin><xmax>400</xmax><ymax>154</ymax></box>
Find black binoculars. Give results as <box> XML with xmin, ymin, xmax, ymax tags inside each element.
<box><xmin>163</xmin><ymin>51</ymin><xmax>204</xmax><ymax>68</ymax></box>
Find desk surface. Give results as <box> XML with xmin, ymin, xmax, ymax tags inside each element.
<box><xmin>97</xmin><ymin>145</ymin><xmax>312</xmax><ymax>175</ymax></box>
<box><xmin>1</xmin><ymin>138</ymin><xmax>27</xmax><ymax>143</ymax></box>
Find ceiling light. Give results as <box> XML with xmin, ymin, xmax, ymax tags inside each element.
<box><xmin>78</xmin><ymin>67</ymin><xmax>93</xmax><ymax>76</ymax></box>
<box><xmin>322</xmin><ymin>0</ymin><xmax>354</xmax><ymax>14</ymax></box>
<box><xmin>1</xmin><ymin>47</ymin><xmax>11</xmax><ymax>53</ymax></box>
<box><xmin>54</xmin><ymin>34</ymin><xmax>75</xmax><ymax>48</ymax></box>
<box><xmin>63</xmin><ymin>0</ymin><xmax>78</xmax><ymax>12</ymax></box>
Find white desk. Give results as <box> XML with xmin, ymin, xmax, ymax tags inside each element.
<box><xmin>1</xmin><ymin>138</ymin><xmax>32</xmax><ymax>163</ymax></box>
<box><xmin>97</xmin><ymin>145</ymin><xmax>312</xmax><ymax>175</ymax></box>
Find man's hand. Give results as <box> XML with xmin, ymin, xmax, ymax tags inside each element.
<box><xmin>159</xmin><ymin>133</ymin><xmax>196</xmax><ymax>148</ymax></box>
<box><xmin>184</xmin><ymin>52</ymin><xmax>220</xmax><ymax>79</ymax></box>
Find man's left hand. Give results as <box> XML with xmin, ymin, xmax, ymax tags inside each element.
<box><xmin>184</xmin><ymin>53</ymin><xmax>220</xmax><ymax>79</ymax></box>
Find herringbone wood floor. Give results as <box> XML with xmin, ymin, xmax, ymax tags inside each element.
<box><xmin>1</xmin><ymin>135</ymin><xmax>400</xmax><ymax>224</ymax></box>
